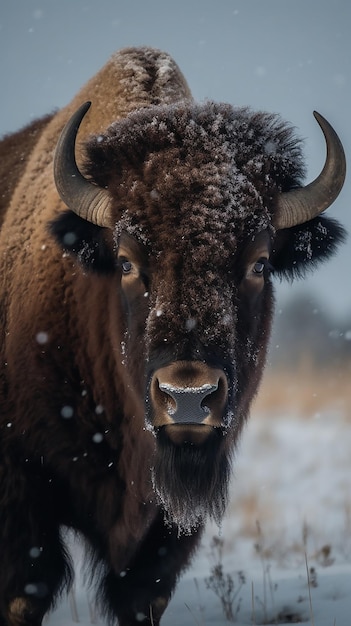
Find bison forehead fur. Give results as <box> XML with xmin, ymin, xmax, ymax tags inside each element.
<box><xmin>0</xmin><ymin>45</ymin><xmax>346</xmax><ymax>626</ymax></box>
<box><xmin>86</xmin><ymin>101</ymin><xmax>305</xmax><ymax>250</ymax></box>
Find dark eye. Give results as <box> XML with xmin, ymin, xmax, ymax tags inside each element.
<box><xmin>253</xmin><ymin>260</ymin><xmax>265</xmax><ymax>275</ymax></box>
<box><xmin>120</xmin><ymin>259</ymin><xmax>132</xmax><ymax>274</ymax></box>
<box><xmin>252</xmin><ymin>258</ymin><xmax>271</xmax><ymax>276</ymax></box>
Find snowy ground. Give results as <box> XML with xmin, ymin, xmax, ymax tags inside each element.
<box><xmin>46</xmin><ymin>392</ymin><xmax>351</xmax><ymax>625</ymax></box>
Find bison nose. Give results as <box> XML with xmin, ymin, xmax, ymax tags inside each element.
<box><xmin>159</xmin><ymin>381</ymin><xmax>218</xmax><ymax>424</ymax></box>
<box><xmin>150</xmin><ymin>361</ymin><xmax>228</xmax><ymax>428</ymax></box>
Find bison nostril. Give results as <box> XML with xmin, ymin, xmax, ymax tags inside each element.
<box><xmin>200</xmin><ymin>376</ymin><xmax>227</xmax><ymax>414</ymax></box>
<box><xmin>159</xmin><ymin>382</ymin><xmax>218</xmax><ymax>424</ymax></box>
<box><xmin>150</xmin><ymin>361</ymin><xmax>229</xmax><ymax>428</ymax></box>
<box><xmin>157</xmin><ymin>384</ymin><xmax>177</xmax><ymax>416</ymax></box>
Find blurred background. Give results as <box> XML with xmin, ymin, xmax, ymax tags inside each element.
<box><xmin>1</xmin><ymin>0</ymin><xmax>350</xmax><ymax>383</ymax></box>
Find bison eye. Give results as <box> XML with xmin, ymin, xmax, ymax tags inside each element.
<box><xmin>120</xmin><ymin>259</ymin><xmax>133</xmax><ymax>274</ymax></box>
<box><xmin>253</xmin><ymin>260</ymin><xmax>265</xmax><ymax>275</ymax></box>
<box><xmin>252</xmin><ymin>258</ymin><xmax>271</xmax><ymax>276</ymax></box>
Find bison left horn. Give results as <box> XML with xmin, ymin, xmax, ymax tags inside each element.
<box><xmin>275</xmin><ymin>112</ymin><xmax>346</xmax><ymax>230</ymax></box>
<box><xmin>54</xmin><ymin>101</ymin><xmax>114</xmax><ymax>228</ymax></box>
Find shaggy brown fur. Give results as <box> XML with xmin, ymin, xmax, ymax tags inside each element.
<box><xmin>0</xmin><ymin>46</ymin><xmax>345</xmax><ymax>626</ymax></box>
<box><xmin>0</xmin><ymin>114</ymin><xmax>53</xmax><ymax>226</ymax></box>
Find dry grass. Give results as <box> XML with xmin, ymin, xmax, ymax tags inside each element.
<box><xmin>253</xmin><ymin>360</ymin><xmax>351</xmax><ymax>420</ymax></box>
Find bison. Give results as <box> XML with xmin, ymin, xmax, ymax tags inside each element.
<box><xmin>0</xmin><ymin>46</ymin><xmax>346</xmax><ymax>625</ymax></box>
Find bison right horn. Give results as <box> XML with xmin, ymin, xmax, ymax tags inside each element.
<box><xmin>275</xmin><ymin>112</ymin><xmax>346</xmax><ymax>230</ymax></box>
<box><xmin>54</xmin><ymin>101</ymin><xmax>114</xmax><ymax>229</ymax></box>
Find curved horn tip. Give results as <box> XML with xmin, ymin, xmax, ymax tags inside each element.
<box><xmin>54</xmin><ymin>101</ymin><xmax>113</xmax><ymax>229</ymax></box>
<box><xmin>313</xmin><ymin>110</ymin><xmax>323</xmax><ymax>123</ymax></box>
<box><xmin>65</xmin><ymin>101</ymin><xmax>92</xmax><ymax>131</ymax></box>
<box><xmin>77</xmin><ymin>100</ymin><xmax>91</xmax><ymax>119</ymax></box>
<box><xmin>312</xmin><ymin>110</ymin><xmax>346</xmax><ymax>181</ymax></box>
<box><xmin>313</xmin><ymin>110</ymin><xmax>341</xmax><ymax>141</ymax></box>
<box><xmin>313</xmin><ymin>111</ymin><xmax>327</xmax><ymax>134</ymax></box>
<box><xmin>274</xmin><ymin>110</ymin><xmax>346</xmax><ymax>230</ymax></box>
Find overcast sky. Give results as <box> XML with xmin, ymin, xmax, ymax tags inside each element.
<box><xmin>1</xmin><ymin>0</ymin><xmax>350</xmax><ymax>318</ymax></box>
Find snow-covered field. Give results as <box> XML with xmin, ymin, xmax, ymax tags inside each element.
<box><xmin>47</xmin><ymin>373</ymin><xmax>351</xmax><ymax>625</ymax></box>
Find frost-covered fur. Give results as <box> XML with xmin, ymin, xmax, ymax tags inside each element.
<box><xmin>84</xmin><ymin>101</ymin><xmax>305</xmax><ymax>356</ymax></box>
<box><xmin>0</xmin><ymin>46</ymin><xmax>345</xmax><ymax>626</ymax></box>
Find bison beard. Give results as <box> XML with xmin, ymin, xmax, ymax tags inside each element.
<box><xmin>151</xmin><ymin>428</ymin><xmax>232</xmax><ymax>534</ymax></box>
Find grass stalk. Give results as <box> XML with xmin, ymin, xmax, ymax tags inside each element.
<box><xmin>305</xmin><ymin>552</ymin><xmax>315</xmax><ymax>626</ymax></box>
<box><xmin>251</xmin><ymin>581</ymin><xmax>256</xmax><ymax>625</ymax></box>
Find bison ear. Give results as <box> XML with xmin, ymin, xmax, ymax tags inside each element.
<box><xmin>49</xmin><ymin>210</ymin><xmax>116</xmax><ymax>274</ymax></box>
<box><xmin>270</xmin><ymin>215</ymin><xmax>346</xmax><ymax>280</ymax></box>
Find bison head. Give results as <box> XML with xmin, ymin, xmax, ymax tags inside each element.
<box><xmin>52</xmin><ymin>100</ymin><xmax>345</xmax><ymax>531</ymax></box>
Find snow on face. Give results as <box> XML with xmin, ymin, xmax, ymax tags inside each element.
<box><xmin>87</xmin><ymin>101</ymin><xmax>305</xmax><ymax>245</ymax></box>
<box><xmin>86</xmin><ymin>101</ymin><xmax>304</xmax><ymax>356</ymax></box>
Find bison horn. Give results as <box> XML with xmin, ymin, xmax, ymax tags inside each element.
<box><xmin>54</xmin><ymin>101</ymin><xmax>114</xmax><ymax>228</ymax></box>
<box><xmin>275</xmin><ymin>112</ymin><xmax>346</xmax><ymax>230</ymax></box>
